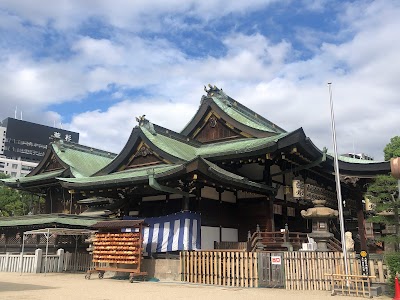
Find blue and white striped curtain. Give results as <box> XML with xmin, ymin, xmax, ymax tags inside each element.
<box><xmin>124</xmin><ymin>211</ymin><xmax>201</xmax><ymax>255</ymax></box>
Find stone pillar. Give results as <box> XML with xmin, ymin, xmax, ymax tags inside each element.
<box><xmin>57</xmin><ymin>248</ymin><xmax>64</xmax><ymax>272</ymax></box>
<box><xmin>34</xmin><ymin>249</ymin><xmax>42</xmax><ymax>273</ymax></box>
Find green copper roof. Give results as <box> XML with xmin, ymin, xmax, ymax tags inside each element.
<box><xmin>58</xmin><ymin>164</ymin><xmax>180</xmax><ymax>185</ymax></box>
<box><xmin>197</xmin><ymin>132</ymin><xmax>288</xmax><ymax>157</ymax></box>
<box><xmin>59</xmin><ymin>157</ymin><xmax>273</xmax><ymax>194</ymax></box>
<box><xmin>53</xmin><ymin>143</ymin><xmax>115</xmax><ymax>178</ymax></box>
<box><xmin>212</xmin><ymin>96</ymin><xmax>280</xmax><ymax>133</ymax></box>
<box><xmin>0</xmin><ymin>214</ymin><xmax>103</xmax><ymax>228</ymax></box>
<box><xmin>329</xmin><ymin>153</ymin><xmax>385</xmax><ymax>164</ymax></box>
<box><xmin>1</xmin><ymin>170</ymin><xmax>64</xmax><ymax>186</ymax></box>
<box><xmin>142</xmin><ymin>126</ymin><xmax>288</xmax><ymax>161</ymax></box>
<box><xmin>142</xmin><ymin>127</ymin><xmax>196</xmax><ymax>161</ymax></box>
<box><xmin>181</xmin><ymin>87</ymin><xmax>286</xmax><ymax>136</ymax></box>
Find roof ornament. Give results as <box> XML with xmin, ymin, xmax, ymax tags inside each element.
<box><xmin>49</xmin><ymin>134</ymin><xmax>65</xmax><ymax>151</ymax></box>
<box><xmin>204</xmin><ymin>84</ymin><xmax>225</xmax><ymax>97</ymax></box>
<box><xmin>136</xmin><ymin>115</ymin><xmax>157</xmax><ymax>135</ymax></box>
<box><xmin>136</xmin><ymin>115</ymin><xmax>147</xmax><ymax>126</ymax></box>
<box><xmin>204</xmin><ymin>84</ymin><xmax>231</xmax><ymax>107</ymax></box>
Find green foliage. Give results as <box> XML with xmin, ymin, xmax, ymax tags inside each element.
<box><xmin>385</xmin><ymin>252</ymin><xmax>400</xmax><ymax>295</ymax></box>
<box><xmin>0</xmin><ymin>174</ymin><xmax>44</xmax><ymax>216</ymax></box>
<box><xmin>384</xmin><ymin>136</ymin><xmax>400</xmax><ymax>160</ymax></box>
<box><xmin>366</xmin><ymin>136</ymin><xmax>400</xmax><ymax>251</ymax></box>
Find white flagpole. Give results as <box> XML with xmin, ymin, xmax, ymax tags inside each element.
<box><xmin>328</xmin><ymin>82</ymin><xmax>349</xmax><ymax>276</ymax></box>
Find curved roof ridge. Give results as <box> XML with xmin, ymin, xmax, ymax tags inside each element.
<box><xmin>53</xmin><ymin>140</ymin><xmax>117</xmax><ymax>159</ymax></box>
<box><xmin>207</xmin><ymin>85</ymin><xmax>285</xmax><ymax>133</ymax></box>
<box><xmin>181</xmin><ymin>85</ymin><xmax>286</xmax><ymax>136</ymax></box>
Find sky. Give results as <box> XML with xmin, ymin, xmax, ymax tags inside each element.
<box><xmin>0</xmin><ymin>0</ymin><xmax>399</xmax><ymax>160</ymax></box>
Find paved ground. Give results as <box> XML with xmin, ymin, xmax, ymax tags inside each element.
<box><xmin>0</xmin><ymin>272</ymin><xmax>392</xmax><ymax>300</ymax></box>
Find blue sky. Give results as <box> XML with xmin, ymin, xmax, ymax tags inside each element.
<box><xmin>0</xmin><ymin>0</ymin><xmax>399</xmax><ymax>160</ymax></box>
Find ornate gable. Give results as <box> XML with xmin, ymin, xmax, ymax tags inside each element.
<box><xmin>192</xmin><ymin>112</ymin><xmax>248</xmax><ymax>143</ymax></box>
<box><xmin>41</xmin><ymin>154</ymin><xmax>64</xmax><ymax>173</ymax></box>
<box><xmin>121</xmin><ymin>141</ymin><xmax>165</xmax><ymax>170</ymax></box>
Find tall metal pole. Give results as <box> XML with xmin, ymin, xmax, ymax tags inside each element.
<box><xmin>328</xmin><ymin>83</ymin><xmax>349</xmax><ymax>276</ymax></box>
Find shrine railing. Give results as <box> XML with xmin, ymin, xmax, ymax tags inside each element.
<box><xmin>249</xmin><ymin>231</ymin><xmax>308</xmax><ymax>252</ymax></box>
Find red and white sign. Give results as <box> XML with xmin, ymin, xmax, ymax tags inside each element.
<box><xmin>271</xmin><ymin>256</ymin><xmax>281</xmax><ymax>265</ymax></box>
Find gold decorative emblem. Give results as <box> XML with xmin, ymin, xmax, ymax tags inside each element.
<box><xmin>209</xmin><ymin>116</ymin><xmax>217</xmax><ymax>128</ymax></box>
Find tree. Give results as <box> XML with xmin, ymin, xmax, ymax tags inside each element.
<box><xmin>0</xmin><ymin>173</ymin><xmax>44</xmax><ymax>216</ymax></box>
<box><xmin>384</xmin><ymin>136</ymin><xmax>400</xmax><ymax>161</ymax></box>
<box><xmin>367</xmin><ymin>137</ymin><xmax>400</xmax><ymax>251</ymax></box>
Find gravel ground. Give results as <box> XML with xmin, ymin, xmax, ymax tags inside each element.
<box><xmin>0</xmin><ymin>272</ymin><xmax>392</xmax><ymax>300</ymax></box>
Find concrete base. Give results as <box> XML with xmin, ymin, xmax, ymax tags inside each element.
<box><xmin>332</xmin><ymin>284</ymin><xmax>382</xmax><ymax>298</ymax></box>
<box><xmin>141</xmin><ymin>258</ymin><xmax>181</xmax><ymax>281</ymax></box>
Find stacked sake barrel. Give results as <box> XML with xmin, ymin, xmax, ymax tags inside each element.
<box><xmin>92</xmin><ymin>232</ymin><xmax>140</xmax><ymax>264</ymax></box>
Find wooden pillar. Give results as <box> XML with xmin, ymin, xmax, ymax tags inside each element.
<box><xmin>182</xmin><ymin>191</ymin><xmax>190</xmax><ymax>211</ymax></box>
<box><xmin>263</xmin><ymin>159</ymin><xmax>275</xmax><ymax>232</ymax></box>
<box><xmin>283</xmin><ymin>173</ymin><xmax>288</xmax><ymax>226</ymax></box>
<box><xmin>218</xmin><ymin>188</ymin><xmax>223</xmax><ymax>242</ymax></box>
<box><xmin>195</xmin><ymin>184</ymin><xmax>202</xmax><ymax>213</ymax></box>
<box><xmin>356</xmin><ymin>191</ymin><xmax>367</xmax><ymax>251</ymax></box>
<box><xmin>123</xmin><ymin>196</ymin><xmax>130</xmax><ymax>217</ymax></box>
<box><xmin>44</xmin><ymin>190</ymin><xmax>52</xmax><ymax>214</ymax></box>
<box><xmin>266</xmin><ymin>197</ymin><xmax>274</xmax><ymax>232</ymax></box>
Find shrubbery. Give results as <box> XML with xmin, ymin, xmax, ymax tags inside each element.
<box><xmin>385</xmin><ymin>251</ymin><xmax>400</xmax><ymax>295</ymax></box>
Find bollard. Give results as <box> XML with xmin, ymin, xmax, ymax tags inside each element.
<box><xmin>393</xmin><ymin>276</ymin><xmax>400</xmax><ymax>300</ymax></box>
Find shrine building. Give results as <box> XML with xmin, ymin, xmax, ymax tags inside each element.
<box><xmin>0</xmin><ymin>85</ymin><xmax>390</xmax><ymax>253</ymax></box>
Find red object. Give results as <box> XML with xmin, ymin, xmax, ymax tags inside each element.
<box><xmin>394</xmin><ymin>276</ymin><xmax>400</xmax><ymax>300</ymax></box>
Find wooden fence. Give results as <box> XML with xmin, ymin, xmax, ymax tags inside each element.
<box><xmin>180</xmin><ymin>251</ymin><xmax>258</xmax><ymax>287</ymax></box>
<box><xmin>63</xmin><ymin>252</ymin><xmax>93</xmax><ymax>272</ymax></box>
<box><xmin>284</xmin><ymin>252</ymin><xmax>388</xmax><ymax>291</ymax></box>
<box><xmin>181</xmin><ymin>251</ymin><xmax>388</xmax><ymax>291</ymax></box>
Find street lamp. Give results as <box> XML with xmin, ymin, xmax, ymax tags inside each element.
<box><xmin>328</xmin><ymin>83</ymin><xmax>349</xmax><ymax>276</ymax></box>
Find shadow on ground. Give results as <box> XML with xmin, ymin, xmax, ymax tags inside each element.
<box><xmin>0</xmin><ymin>281</ymin><xmax>55</xmax><ymax>292</ymax></box>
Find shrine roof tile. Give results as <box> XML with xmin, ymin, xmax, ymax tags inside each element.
<box><xmin>58</xmin><ymin>164</ymin><xmax>180</xmax><ymax>185</ymax></box>
<box><xmin>0</xmin><ymin>214</ymin><xmax>104</xmax><ymax>228</ymax></box>
<box><xmin>1</xmin><ymin>169</ymin><xmax>64</xmax><ymax>186</ymax></box>
<box><xmin>212</xmin><ymin>96</ymin><xmax>285</xmax><ymax>134</ymax></box>
<box><xmin>53</xmin><ymin>142</ymin><xmax>116</xmax><ymax>177</ymax></box>
<box><xmin>141</xmin><ymin>126</ymin><xmax>288</xmax><ymax>161</ymax></box>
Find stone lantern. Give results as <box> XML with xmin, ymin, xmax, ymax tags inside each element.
<box><xmin>301</xmin><ymin>199</ymin><xmax>339</xmax><ymax>251</ymax></box>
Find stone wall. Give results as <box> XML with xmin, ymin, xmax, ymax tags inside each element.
<box><xmin>141</xmin><ymin>258</ymin><xmax>180</xmax><ymax>281</ymax></box>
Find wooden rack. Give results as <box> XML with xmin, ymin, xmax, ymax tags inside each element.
<box><xmin>85</xmin><ymin>220</ymin><xmax>147</xmax><ymax>282</ymax></box>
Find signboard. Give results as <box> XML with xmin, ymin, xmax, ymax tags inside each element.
<box><xmin>2</xmin><ymin>118</ymin><xmax>79</xmax><ymax>162</ymax></box>
<box><xmin>292</xmin><ymin>180</ymin><xmax>336</xmax><ymax>204</ymax></box>
<box><xmin>359</xmin><ymin>250</ymin><xmax>369</xmax><ymax>276</ymax></box>
<box><xmin>271</xmin><ymin>256</ymin><xmax>282</xmax><ymax>265</ymax></box>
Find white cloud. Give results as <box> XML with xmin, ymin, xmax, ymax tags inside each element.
<box><xmin>0</xmin><ymin>0</ymin><xmax>398</xmax><ymax>161</ymax></box>
<box><xmin>68</xmin><ymin>99</ymin><xmax>197</xmax><ymax>153</ymax></box>
<box><xmin>0</xmin><ymin>0</ymin><xmax>279</xmax><ymax>30</ymax></box>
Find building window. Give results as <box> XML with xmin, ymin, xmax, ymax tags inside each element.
<box><xmin>12</xmin><ymin>164</ymin><xmax>18</xmax><ymax>169</ymax></box>
<box><xmin>10</xmin><ymin>172</ymin><xmax>17</xmax><ymax>177</ymax></box>
<box><xmin>21</xmin><ymin>165</ymin><xmax>33</xmax><ymax>171</ymax></box>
